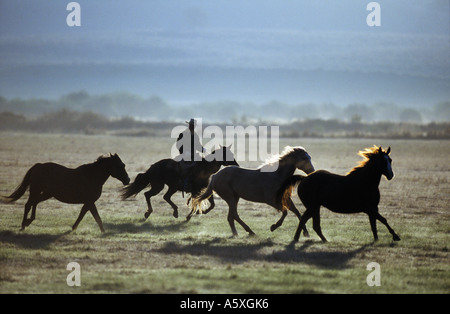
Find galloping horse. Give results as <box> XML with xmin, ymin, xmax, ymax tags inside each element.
<box><xmin>2</xmin><ymin>154</ymin><xmax>130</xmax><ymax>232</ymax></box>
<box><xmin>191</xmin><ymin>146</ymin><xmax>315</xmax><ymax>237</ymax></box>
<box><xmin>121</xmin><ymin>145</ymin><xmax>238</xmax><ymax>220</ymax></box>
<box><xmin>277</xmin><ymin>145</ymin><xmax>401</xmax><ymax>242</ymax></box>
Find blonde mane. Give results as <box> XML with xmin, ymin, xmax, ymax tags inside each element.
<box><xmin>258</xmin><ymin>146</ymin><xmax>307</xmax><ymax>171</ymax></box>
<box><xmin>347</xmin><ymin>145</ymin><xmax>387</xmax><ymax>175</ymax></box>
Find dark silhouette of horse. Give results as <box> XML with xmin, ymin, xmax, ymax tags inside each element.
<box><xmin>191</xmin><ymin>146</ymin><xmax>315</xmax><ymax>237</ymax></box>
<box><xmin>2</xmin><ymin>154</ymin><xmax>130</xmax><ymax>232</ymax></box>
<box><xmin>121</xmin><ymin>145</ymin><xmax>238</xmax><ymax>220</ymax></box>
<box><xmin>276</xmin><ymin>146</ymin><xmax>400</xmax><ymax>242</ymax></box>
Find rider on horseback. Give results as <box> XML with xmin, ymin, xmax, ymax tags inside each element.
<box><xmin>175</xmin><ymin>118</ymin><xmax>205</xmax><ymax>191</ymax></box>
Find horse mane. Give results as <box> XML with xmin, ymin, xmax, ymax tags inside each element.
<box><xmin>258</xmin><ymin>146</ymin><xmax>306</xmax><ymax>169</ymax></box>
<box><xmin>347</xmin><ymin>145</ymin><xmax>385</xmax><ymax>175</ymax></box>
<box><xmin>95</xmin><ymin>153</ymin><xmax>117</xmax><ymax>164</ymax></box>
<box><xmin>95</xmin><ymin>155</ymin><xmax>109</xmax><ymax>163</ymax></box>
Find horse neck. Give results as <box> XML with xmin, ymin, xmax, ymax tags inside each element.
<box><xmin>203</xmin><ymin>159</ymin><xmax>222</xmax><ymax>174</ymax></box>
<box><xmin>275</xmin><ymin>160</ymin><xmax>297</xmax><ymax>178</ymax></box>
<box><xmin>349</xmin><ymin>162</ymin><xmax>382</xmax><ymax>187</ymax></box>
<box><xmin>90</xmin><ymin>161</ymin><xmax>111</xmax><ymax>185</ymax></box>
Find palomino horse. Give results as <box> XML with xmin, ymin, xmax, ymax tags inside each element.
<box><xmin>2</xmin><ymin>154</ymin><xmax>130</xmax><ymax>232</ymax></box>
<box><xmin>191</xmin><ymin>146</ymin><xmax>315</xmax><ymax>237</ymax></box>
<box><xmin>277</xmin><ymin>145</ymin><xmax>401</xmax><ymax>242</ymax></box>
<box><xmin>121</xmin><ymin>145</ymin><xmax>238</xmax><ymax>220</ymax></box>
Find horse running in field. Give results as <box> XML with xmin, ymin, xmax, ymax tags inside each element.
<box><xmin>191</xmin><ymin>146</ymin><xmax>315</xmax><ymax>237</ymax></box>
<box><xmin>2</xmin><ymin>153</ymin><xmax>130</xmax><ymax>232</ymax></box>
<box><xmin>121</xmin><ymin>145</ymin><xmax>238</xmax><ymax>220</ymax></box>
<box><xmin>276</xmin><ymin>145</ymin><xmax>401</xmax><ymax>242</ymax></box>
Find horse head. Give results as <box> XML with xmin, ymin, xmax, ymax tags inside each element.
<box><xmin>205</xmin><ymin>145</ymin><xmax>239</xmax><ymax>166</ymax></box>
<box><xmin>288</xmin><ymin>147</ymin><xmax>315</xmax><ymax>174</ymax></box>
<box><xmin>219</xmin><ymin>144</ymin><xmax>239</xmax><ymax>167</ymax></box>
<box><xmin>377</xmin><ymin>146</ymin><xmax>394</xmax><ymax>180</ymax></box>
<box><xmin>353</xmin><ymin>146</ymin><xmax>394</xmax><ymax>180</ymax></box>
<box><xmin>107</xmin><ymin>153</ymin><xmax>131</xmax><ymax>185</ymax></box>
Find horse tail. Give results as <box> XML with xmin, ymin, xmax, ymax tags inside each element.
<box><xmin>190</xmin><ymin>176</ymin><xmax>215</xmax><ymax>214</ymax></box>
<box><xmin>121</xmin><ymin>168</ymin><xmax>153</xmax><ymax>199</ymax></box>
<box><xmin>2</xmin><ymin>164</ymin><xmax>39</xmax><ymax>203</ymax></box>
<box><xmin>275</xmin><ymin>175</ymin><xmax>305</xmax><ymax>211</ymax></box>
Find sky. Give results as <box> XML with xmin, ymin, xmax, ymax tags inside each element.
<box><xmin>0</xmin><ymin>0</ymin><xmax>449</xmax><ymax>107</ymax></box>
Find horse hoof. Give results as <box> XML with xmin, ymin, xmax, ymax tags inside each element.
<box><xmin>393</xmin><ymin>235</ymin><xmax>401</xmax><ymax>241</ymax></box>
<box><xmin>173</xmin><ymin>212</ymin><xmax>178</xmax><ymax>218</ymax></box>
<box><xmin>144</xmin><ymin>212</ymin><xmax>150</xmax><ymax>219</ymax></box>
<box><xmin>270</xmin><ymin>224</ymin><xmax>277</xmax><ymax>232</ymax></box>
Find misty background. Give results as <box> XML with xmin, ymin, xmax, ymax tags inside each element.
<box><xmin>0</xmin><ymin>0</ymin><xmax>449</xmax><ymax>125</ymax></box>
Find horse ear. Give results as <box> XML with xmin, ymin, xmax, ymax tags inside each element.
<box><xmin>219</xmin><ymin>144</ymin><xmax>223</xmax><ymax>149</ymax></box>
<box><xmin>386</xmin><ymin>146</ymin><xmax>391</xmax><ymax>155</ymax></box>
<box><xmin>109</xmin><ymin>152</ymin><xmax>113</xmax><ymax>157</ymax></box>
<box><xmin>228</xmin><ymin>144</ymin><xmax>232</xmax><ymax>149</ymax></box>
<box><xmin>378</xmin><ymin>147</ymin><xmax>382</xmax><ymax>153</ymax></box>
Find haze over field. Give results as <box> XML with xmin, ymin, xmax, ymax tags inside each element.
<box><xmin>0</xmin><ymin>1</ymin><xmax>449</xmax><ymax>121</ymax></box>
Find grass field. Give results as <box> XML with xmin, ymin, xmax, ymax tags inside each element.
<box><xmin>0</xmin><ymin>132</ymin><xmax>449</xmax><ymax>293</ymax></box>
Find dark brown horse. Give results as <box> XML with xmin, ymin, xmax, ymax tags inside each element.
<box><xmin>2</xmin><ymin>154</ymin><xmax>130</xmax><ymax>232</ymax></box>
<box><xmin>277</xmin><ymin>146</ymin><xmax>400</xmax><ymax>242</ymax></box>
<box><xmin>121</xmin><ymin>145</ymin><xmax>238</xmax><ymax>220</ymax></box>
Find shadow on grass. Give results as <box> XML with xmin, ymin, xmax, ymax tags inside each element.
<box><xmin>156</xmin><ymin>238</ymin><xmax>370</xmax><ymax>269</ymax></box>
<box><xmin>102</xmin><ymin>219</ymin><xmax>198</xmax><ymax>235</ymax></box>
<box><xmin>0</xmin><ymin>230</ymin><xmax>70</xmax><ymax>250</ymax></box>
<box><xmin>268</xmin><ymin>240</ymin><xmax>371</xmax><ymax>269</ymax></box>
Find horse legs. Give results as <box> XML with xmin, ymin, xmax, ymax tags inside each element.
<box><xmin>186</xmin><ymin>195</ymin><xmax>215</xmax><ymax>221</ymax></box>
<box><xmin>270</xmin><ymin>197</ymin><xmax>310</xmax><ymax>237</ymax></box>
<box><xmin>163</xmin><ymin>186</ymin><xmax>179</xmax><ymax>218</ymax></box>
<box><xmin>72</xmin><ymin>203</ymin><xmax>105</xmax><ymax>232</ymax></box>
<box><xmin>369</xmin><ymin>211</ymin><xmax>400</xmax><ymax>241</ymax></box>
<box><xmin>288</xmin><ymin>201</ymin><xmax>310</xmax><ymax>237</ymax></box>
<box><xmin>294</xmin><ymin>207</ymin><xmax>314</xmax><ymax>242</ymax></box>
<box><xmin>312</xmin><ymin>211</ymin><xmax>327</xmax><ymax>242</ymax></box>
<box><xmin>203</xmin><ymin>195</ymin><xmax>215</xmax><ymax>214</ymax></box>
<box><xmin>226</xmin><ymin>199</ymin><xmax>255</xmax><ymax>237</ymax></box>
<box><xmin>20</xmin><ymin>190</ymin><xmax>51</xmax><ymax>231</ymax></box>
<box><xmin>20</xmin><ymin>201</ymin><xmax>33</xmax><ymax>231</ymax></box>
<box><xmin>72</xmin><ymin>204</ymin><xmax>89</xmax><ymax>231</ymax></box>
<box><xmin>143</xmin><ymin>184</ymin><xmax>164</xmax><ymax>219</ymax></box>
<box><xmin>89</xmin><ymin>204</ymin><xmax>105</xmax><ymax>233</ymax></box>
<box><xmin>271</xmin><ymin>210</ymin><xmax>287</xmax><ymax>232</ymax></box>
<box><xmin>376</xmin><ymin>213</ymin><xmax>400</xmax><ymax>241</ymax></box>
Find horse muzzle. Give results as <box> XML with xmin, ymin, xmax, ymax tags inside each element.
<box><xmin>385</xmin><ymin>171</ymin><xmax>394</xmax><ymax>181</ymax></box>
<box><xmin>304</xmin><ymin>164</ymin><xmax>315</xmax><ymax>175</ymax></box>
<box><xmin>122</xmin><ymin>176</ymin><xmax>131</xmax><ymax>185</ymax></box>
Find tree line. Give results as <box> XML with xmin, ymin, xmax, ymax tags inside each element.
<box><xmin>1</xmin><ymin>91</ymin><xmax>449</xmax><ymax>124</ymax></box>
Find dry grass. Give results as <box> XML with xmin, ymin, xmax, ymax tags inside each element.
<box><xmin>0</xmin><ymin>133</ymin><xmax>449</xmax><ymax>293</ymax></box>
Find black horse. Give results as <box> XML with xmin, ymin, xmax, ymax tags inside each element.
<box><xmin>277</xmin><ymin>146</ymin><xmax>400</xmax><ymax>242</ymax></box>
<box><xmin>2</xmin><ymin>154</ymin><xmax>130</xmax><ymax>232</ymax></box>
<box><xmin>121</xmin><ymin>145</ymin><xmax>238</xmax><ymax>220</ymax></box>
